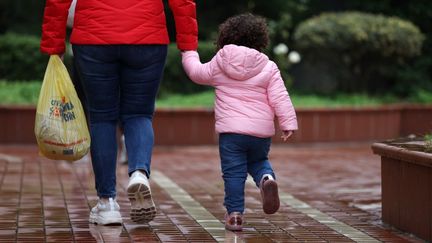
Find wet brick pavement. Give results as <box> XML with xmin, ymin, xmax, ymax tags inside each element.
<box><xmin>0</xmin><ymin>143</ymin><xmax>424</xmax><ymax>242</ymax></box>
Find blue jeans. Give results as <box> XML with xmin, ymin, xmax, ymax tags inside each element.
<box><xmin>73</xmin><ymin>44</ymin><xmax>167</xmax><ymax>198</ymax></box>
<box><xmin>219</xmin><ymin>133</ymin><xmax>275</xmax><ymax>214</ymax></box>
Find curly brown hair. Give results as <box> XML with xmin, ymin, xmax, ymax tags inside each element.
<box><xmin>216</xmin><ymin>13</ymin><xmax>269</xmax><ymax>52</ymax></box>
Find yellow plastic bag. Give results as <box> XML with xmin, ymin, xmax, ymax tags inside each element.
<box><xmin>34</xmin><ymin>55</ymin><xmax>90</xmax><ymax>161</ymax></box>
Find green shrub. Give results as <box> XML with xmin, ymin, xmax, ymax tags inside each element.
<box><xmin>0</xmin><ymin>80</ymin><xmax>41</xmax><ymax>105</ymax></box>
<box><xmin>0</xmin><ymin>33</ymin><xmax>48</xmax><ymax>81</ymax></box>
<box><xmin>293</xmin><ymin>11</ymin><xmax>425</xmax><ymax>95</ymax></box>
<box><xmin>295</xmin><ymin>11</ymin><xmax>423</xmax><ymax>58</ymax></box>
<box><xmin>159</xmin><ymin>42</ymin><xmax>216</xmax><ymax>96</ymax></box>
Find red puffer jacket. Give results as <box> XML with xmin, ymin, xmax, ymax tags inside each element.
<box><xmin>40</xmin><ymin>0</ymin><xmax>198</xmax><ymax>54</ymax></box>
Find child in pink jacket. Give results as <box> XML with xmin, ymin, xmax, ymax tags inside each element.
<box><xmin>182</xmin><ymin>13</ymin><xmax>298</xmax><ymax>231</ymax></box>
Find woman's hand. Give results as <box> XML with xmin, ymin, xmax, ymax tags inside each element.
<box><xmin>281</xmin><ymin>130</ymin><xmax>294</xmax><ymax>141</ymax></box>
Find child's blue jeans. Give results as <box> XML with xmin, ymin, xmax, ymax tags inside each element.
<box><xmin>219</xmin><ymin>133</ymin><xmax>276</xmax><ymax>214</ymax></box>
<box><xmin>72</xmin><ymin>44</ymin><xmax>167</xmax><ymax>198</ymax></box>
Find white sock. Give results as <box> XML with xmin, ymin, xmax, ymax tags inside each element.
<box><xmin>262</xmin><ymin>174</ymin><xmax>274</xmax><ymax>181</ymax></box>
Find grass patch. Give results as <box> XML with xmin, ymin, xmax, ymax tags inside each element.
<box><xmin>408</xmin><ymin>89</ymin><xmax>432</xmax><ymax>104</ymax></box>
<box><xmin>1</xmin><ymin>80</ymin><xmax>432</xmax><ymax>108</ymax></box>
<box><xmin>156</xmin><ymin>91</ymin><xmax>215</xmax><ymax>108</ymax></box>
<box><xmin>156</xmin><ymin>91</ymin><xmax>406</xmax><ymax>108</ymax></box>
<box><xmin>291</xmin><ymin>93</ymin><xmax>399</xmax><ymax>108</ymax></box>
<box><xmin>0</xmin><ymin>80</ymin><xmax>41</xmax><ymax>105</ymax></box>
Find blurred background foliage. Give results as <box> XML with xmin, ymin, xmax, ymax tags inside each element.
<box><xmin>294</xmin><ymin>12</ymin><xmax>424</xmax><ymax>95</ymax></box>
<box><xmin>0</xmin><ymin>0</ymin><xmax>431</xmax><ymax>103</ymax></box>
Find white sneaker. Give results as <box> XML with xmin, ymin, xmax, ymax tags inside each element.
<box><xmin>127</xmin><ymin>170</ymin><xmax>156</xmax><ymax>223</ymax></box>
<box><xmin>89</xmin><ymin>198</ymin><xmax>123</xmax><ymax>225</ymax></box>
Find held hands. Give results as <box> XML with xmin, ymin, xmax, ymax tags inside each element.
<box><xmin>281</xmin><ymin>130</ymin><xmax>294</xmax><ymax>142</ymax></box>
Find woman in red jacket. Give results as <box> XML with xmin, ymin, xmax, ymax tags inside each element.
<box><xmin>41</xmin><ymin>0</ymin><xmax>198</xmax><ymax>225</ymax></box>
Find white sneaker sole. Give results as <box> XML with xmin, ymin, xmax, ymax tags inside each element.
<box><xmin>89</xmin><ymin>211</ymin><xmax>122</xmax><ymax>225</ymax></box>
<box><xmin>127</xmin><ymin>183</ymin><xmax>156</xmax><ymax>223</ymax></box>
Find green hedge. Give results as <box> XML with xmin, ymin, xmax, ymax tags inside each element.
<box><xmin>0</xmin><ymin>33</ymin><xmax>48</xmax><ymax>81</ymax></box>
<box><xmin>0</xmin><ymin>32</ymin><xmax>291</xmax><ymax>97</ymax></box>
<box><xmin>0</xmin><ymin>33</ymin><xmax>290</xmax><ymax>96</ymax></box>
<box><xmin>160</xmin><ymin>42</ymin><xmax>216</xmax><ymax>96</ymax></box>
<box><xmin>293</xmin><ymin>11</ymin><xmax>425</xmax><ymax>95</ymax></box>
<box><xmin>0</xmin><ymin>80</ymin><xmax>41</xmax><ymax>105</ymax></box>
<box><xmin>0</xmin><ymin>32</ymin><xmax>216</xmax><ymax>95</ymax></box>
<box><xmin>294</xmin><ymin>11</ymin><xmax>423</xmax><ymax>57</ymax></box>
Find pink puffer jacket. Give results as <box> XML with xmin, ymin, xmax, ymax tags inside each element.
<box><xmin>182</xmin><ymin>44</ymin><xmax>298</xmax><ymax>138</ymax></box>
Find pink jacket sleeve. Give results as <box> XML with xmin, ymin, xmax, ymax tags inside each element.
<box><xmin>40</xmin><ymin>0</ymin><xmax>72</xmax><ymax>54</ymax></box>
<box><xmin>267</xmin><ymin>63</ymin><xmax>298</xmax><ymax>131</ymax></box>
<box><xmin>181</xmin><ymin>51</ymin><xmax>216</xmax><ymax>85</ymax></box>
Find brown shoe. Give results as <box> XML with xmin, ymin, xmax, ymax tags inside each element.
<box><xmin>224</xmin><ymin>212</ymin><xmax>243</xmax><ymax>231</ymax></box>
<box><xmin>260</xmin><ymin>174</ymin><xmax>280</xmax><ymax>214</ymax></box>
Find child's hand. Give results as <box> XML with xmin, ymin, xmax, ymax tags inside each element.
<box><xmin>281</xmin><ymin>130</ymin><xmax>294</xmax><ymax>141</ymax></box>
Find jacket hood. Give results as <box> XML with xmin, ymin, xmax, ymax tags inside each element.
<box><xmin>216</xmin><ymin>44</ymin><xmax>269</xmax><ymax>81</ymax></box>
